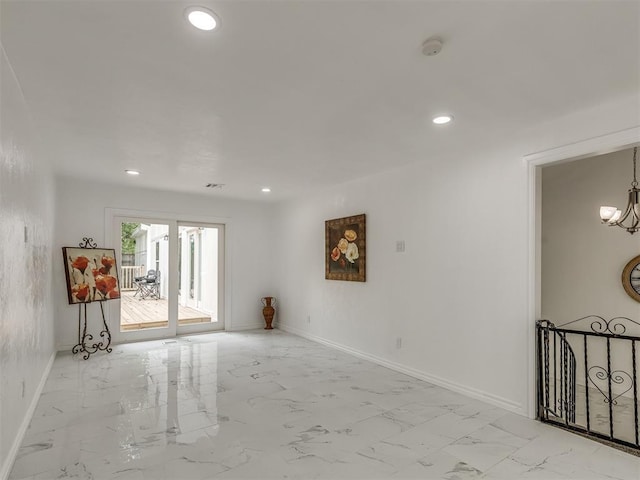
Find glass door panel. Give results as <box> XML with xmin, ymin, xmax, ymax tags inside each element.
<box><xmin>177</xmin><ymin>223</ymin><xmax>224</xmax><ymax>332</ymax></box>
<box><xmin>112</xmin><ymin>217</ymin><xmax>176</xmax><ymax>343</ymax></box>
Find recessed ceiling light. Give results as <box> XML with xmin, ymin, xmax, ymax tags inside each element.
<box><xmin>432</xmin><ymin>115</ymin><xmax>453</xmax><ymax>125</ymax></box>
<box><xmin>261</xmin><ymin>187</ymin><xmax>271</xmax><ymax>193</ymax></box>
<box><xmin>185</xmin><ymin>6</ymin><xmax>219</xmax><ymax>31</ymax></box>
<box><xmin>125</xmin><ymin>169</ymin><xmax>140</xmax><ymax>176</ymax></box>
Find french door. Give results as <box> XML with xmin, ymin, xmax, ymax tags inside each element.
<box><xmin>110</xmin><ymin>215</ymin><xmax>224</xmax><ymax>343</ymax></box>
<box><xmin>177</xmin><ymin>222</ymin><xmax>224</xmax><ymax>335</ymax></box>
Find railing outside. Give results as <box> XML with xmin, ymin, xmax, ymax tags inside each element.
<box><xmin>537</xmin><ymin>316</ymin><xmax>640</xmax><ymax>452</ymax></box>
<box><xmin>120</xmin><ymin>265</ymin><xmax>144</xmax><ymax>291</ymax></box>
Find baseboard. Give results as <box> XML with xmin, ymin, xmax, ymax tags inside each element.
<box><xmin>56</xmin><ymin>322</ymin><xmax>267</xmax><ymax>351</ymax></box>
<box><xmin>1</xmin><ymin>350</ymin><xmax>56</xmax><ymax>480</ymax></box>
<box><xmin>278</xmin><ymin>322</ymin><xmax>524</xmax><ymax>415</ymax></box>
<box><xmin>228</xmin><ymin>322</ymin><xmax>265</xmax><ymax>331</ymax></box>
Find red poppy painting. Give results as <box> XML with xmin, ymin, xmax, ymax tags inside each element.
<box><xmin>63</xmin><ymin>247</ymin><xmax>121</xmax><ymax>304</ymax></box>
<box><xmin>325</xmin><ymin>214</ymin><xmax>366</xmax><ymax>282</ymax></box>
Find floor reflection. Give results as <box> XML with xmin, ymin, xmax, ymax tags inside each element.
<box><xmin>9</xmin><ymin>331</ymin><xmax>639</xmax><ymax>480</ymax></box>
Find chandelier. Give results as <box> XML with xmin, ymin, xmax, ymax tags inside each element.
<box><xmin>599</xmin><ymin>146</ymin><xmax>640</xmax><ymax>234</ymax></box>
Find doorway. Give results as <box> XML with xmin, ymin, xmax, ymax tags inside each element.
<box><xmin>110</xmin><ymin>215</ymin><xmax>225</xmax><ymax>343</ymax></box>
<box><xmin>525</xmin><ymin>126</ymin><xmax>640</xmax><ymax>418</ymax></box>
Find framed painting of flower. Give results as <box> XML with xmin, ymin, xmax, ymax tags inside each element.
<box><xmin>62</xmin><ymin>247</ymin><xmax>121</xmax><ymax>304</ymax></box>
<box><xmin>325</xmin><ymin>214</ymin><xmax>366</xmax><ymax>282</ymax></box>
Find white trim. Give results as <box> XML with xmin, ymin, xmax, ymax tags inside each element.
<box><xmin>524</xmin><ymin>126</ymin><xmax>640</xmax><ymax>166</ymax></box>
<box><xmin>525</xmin><ymin>160</ymin><xmax>542</xmax><ymax>419</ymax></box>
<box><xmin>228</xmin><ymin>322</ymin><xmax>264</xmax><ymax>331</ymax></box>
<box><xmin>278</xmin><ymin>323</ymin><xmax>523</xmax><ymax>414</ymax></box>
<box><xmin>524</xmin><ymin>127</ymin><xmax>640</xmax><ymax>419</ymax></box>
<box><xmin>1</xmin><ymin>351</ymin><xmax>56</xmax><ymax>480</ymax></box>
<box><xmin>177</xmin><ymin>320</ymin><xmax>224</xmax><ymax>335</ymax></box>
<box><xmin>104</xmin><ymin>207</ymin><xmax>232</xmax><ymax>226</ymax></box>
<box><xmin>56</xmin><ymin>343</ymin><xmax>75</xmax><ymax>352</ymax></box>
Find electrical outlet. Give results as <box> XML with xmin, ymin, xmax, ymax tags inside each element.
<box><xmin>396</xmin><ymin>337</ymin><xmax>402</xmax><ymax>349</ymax></box>
<box><xmin>396</xmin><ymin>240</ymin><xmax>405</xmax><ymax>253</ymax></box>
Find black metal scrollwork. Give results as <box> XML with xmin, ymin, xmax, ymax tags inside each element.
<box><xmin>537</xmin><ymin>315</ymin><xmax>640</xmax><ymax>452</ymax></box>
<box><xmin>96</xmin><ymin>301</ymin><xmax>112</xmax><ymax>353</ymax></box>
<box><xmin>536</xmin><ymin>319</ymin><xmax>556</xmax><ymax>328</ymax></box>
<box><xmin>72</xmin><ymin>302</ymin><xmax>112</xmax><ymax>359</ymax></box>
<box><xmin>556</xmin><ymin>315</ymin><xmax>640</xmax><ymax>337</ymax></box>
<box><xmin>587</xmin><ymin>366</ymin><xmax>634</xmax><ymax>405</ymax></box>
<box><xmin>72</xmin><ymin>303</ymin><xmax>100</xmax><ymax>360</ymax></box>
<box><xmin>78</xmin><ymin>237</ymin><xmax>98</xmax><ymax>248</ymax></box>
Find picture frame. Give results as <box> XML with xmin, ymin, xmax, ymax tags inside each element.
<box><xmin>62</xmin><ymin>247</ymin><xmax>121</xmax><ymax>304</ymax></box>
<box><xmin>325</xmin><ymin>214</ymin><xmax>366</xmax><ymax>282</ymax></box>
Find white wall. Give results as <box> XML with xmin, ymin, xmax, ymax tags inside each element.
<box><xmin>542</xmin><ymin>149</ymin><xmax>640</xmax><ymax>323</ymax></box>
<box><xmin>53</xmin><ymin>180</ymin><xmax>275</xmax><ymax>350</ymax></box>
<box><xmin>274</xmin><ymin>91</ymin><xmax>640</xmax><ymax>415</ymax></box>
<box><xmin>0</xmin><ymin>46</ymin><xmax>56</xmax><ymax>478</ymax></box>
<box><xmin>274</xmin><ymin>147</ymin><xmax>530</xmax><ymax>412</ymax></box>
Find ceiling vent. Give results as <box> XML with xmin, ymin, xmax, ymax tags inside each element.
<box><xmin>205</xmin><ymin>183</ymin><xmax>225</xmax><ymax>189</ymax></box>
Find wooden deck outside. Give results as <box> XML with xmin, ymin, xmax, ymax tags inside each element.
<box><xmin>120</xmin><ymin>291</ymin><xmax>212</xmax><ymax>331</ymax></box>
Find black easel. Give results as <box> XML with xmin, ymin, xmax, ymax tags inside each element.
<box><xmin>70</xmin><ymin>237</ymin><xmax>112</xmax><ymax>360</ymax></box>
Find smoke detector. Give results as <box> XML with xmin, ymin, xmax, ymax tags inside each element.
<box><xmin>422</xmin><ymin>37</ymin><xmax>443</xmax><ymax>56</ymax></box>
<box><xmin>205</xmin><ymin>183</ymin><xmax>224</xmax><ymax>189</ymax></box>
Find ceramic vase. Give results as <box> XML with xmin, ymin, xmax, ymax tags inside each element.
<box><xmin>261</xmin><ymin>296</ymin><xmax>276</xmax><ymax>330</ymax></box>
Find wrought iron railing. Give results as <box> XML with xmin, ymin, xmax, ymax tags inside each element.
<box><xmin>537</xmin><ymin>316</ymin><xmax>640</xmax><ymax>452</ymax></box>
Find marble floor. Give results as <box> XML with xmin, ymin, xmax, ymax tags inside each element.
<box><xmin>9</xmin><ymin>330</ymin><xmax>640</xmax><ymax>480</ymax></box>
<box><xmin>545</xmin><ymin>380</ymin><xmax>639</xmax><ymax>446</ymax></box>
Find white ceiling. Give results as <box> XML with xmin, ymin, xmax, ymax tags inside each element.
<box><xmin>1</xmin><ymin>0</ymin><xmax>639</xmax><ymax>201</ymax></box>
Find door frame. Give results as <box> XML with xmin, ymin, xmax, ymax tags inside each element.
<box><xmin>524</xmin><ymin>126</ymin><xmax>640</xmax><ymax>418</ymax></box>
<box><xmin>105</xmin><ymin>208</ymin><xmax>231</xmax><ymax>343</ymax></box>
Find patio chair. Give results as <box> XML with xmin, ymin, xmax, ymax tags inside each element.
<box><xmin>134</xmin><ymin>270</ymin><xmax>161</xmax><ymax>300</ymax></box>
<box><xmin>133</xmin><ymin>269</ymin><xmax>154</xmax><ymax>297</ymax></box>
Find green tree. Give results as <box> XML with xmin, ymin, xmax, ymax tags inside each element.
<box><xmin>121</xmin><ymin>222</ymin><xmax>139</xmax><ymax>254</ymax></box>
